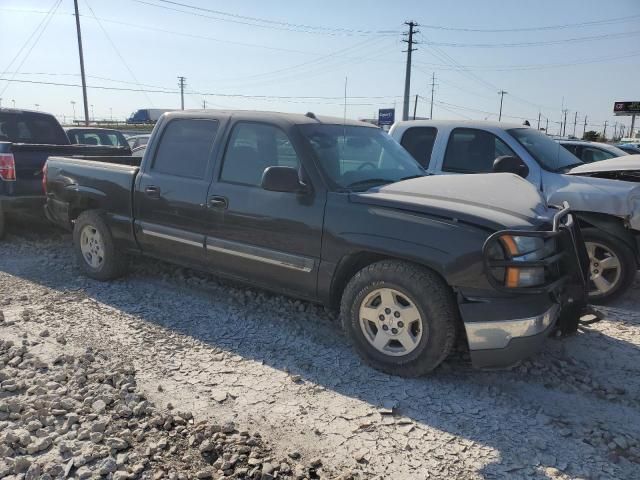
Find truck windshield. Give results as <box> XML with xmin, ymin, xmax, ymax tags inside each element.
<box><xmin>298</xmin><ymin>124</ymin><xmax>425</xmax><ymax>190</ymax></box>
<box><xmin>507</xmin><ymin>128</ymin><xmax>583</xmax><ymax>172</ymax></box>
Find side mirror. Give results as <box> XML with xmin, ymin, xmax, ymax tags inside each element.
<box><xmin>261</xmin><ymin>166</ymin><xmax>307</xmax><ymax>193</ymax></box>
<box><xmin>493</xmin><ymin>155</ymin><xmax>529</xmax><ymax>178</ymax></box>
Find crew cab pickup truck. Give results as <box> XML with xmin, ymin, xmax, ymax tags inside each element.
<box><xmin>390</xmin><ymin>120</ymin><xmax>640</xmax><ymax>303</ymax></box>
<box><xmin>44</xmin><ymin>111</ymin><xmax>589</xmax><ymax>376</ymax></box>
<box><xmin>0</xmin><ymin>108</ymin><xmax>131</xmax><ymax>238</ymax></box>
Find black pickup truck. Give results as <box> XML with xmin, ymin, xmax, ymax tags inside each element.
<box><xmin>44</xmin><ymin>110</ymin><xmax>589</xmax><ymax>376</ymax></box>
<box><xmin>0</xmin><ymin>108</ymin><xmax>131</xmax><ymax>238</ymax></box>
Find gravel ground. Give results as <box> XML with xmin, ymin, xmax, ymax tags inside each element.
<box><xmin>1</xmin><ymin>225</ymin><xmax>639</xmax><ymax>479</ymax></box>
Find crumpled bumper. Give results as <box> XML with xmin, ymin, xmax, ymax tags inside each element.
<box><xmin>460</xmin><ymin>296</ymin><xmax>559</xmax><ymax>368</ymax></box>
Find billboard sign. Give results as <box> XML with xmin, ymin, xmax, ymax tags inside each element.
<box><xmin>613</xmin><ymin>101</ymin><xmax>640</xmax><ymax>116</ymax></box>
<box><xmin>378</xmin><ymin>108</ymin><xmax>395</xmax><ymax>126</ymax></box>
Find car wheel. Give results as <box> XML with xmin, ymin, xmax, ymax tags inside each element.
<box><xmin>340</xmin><ymin>260</ymin><xmax>457</xmax><ymax>377</ymax></box>
<box><xmin>73</xmin><ymin>210</ymin><xmax>126</xmax><ymax>281</ymax></box>
<box><xmin>582</xmin><ymin>228</ymin><xmax>636</xmax><ymax>304</ymax></box>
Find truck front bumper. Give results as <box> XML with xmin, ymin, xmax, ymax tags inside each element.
<box><xmin>459</xmin><ymin>295</ymin><xmax>559</xmax><ymax>368</ymax></box>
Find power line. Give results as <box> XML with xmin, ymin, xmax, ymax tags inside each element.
<box><xmin>419</xmin><ymin>29</ymin><xmax>640</xmax><ymax>48</ymax></box>
<box><xmin>133</xmin><ymin>0</ymin><xmax>400</xmax><ymax>36</ymax></box>
<box><xmin>417</xmin><ymin>13</ymin><xmax>640</xmax><ymax>33</ymax></box>
<box><xmin>153</xmin><ymin>0</ymin><xmax>401</xmax><ymax>35</ymax></box>
<box><xmin>0</xmin><ymin>0</ymin><xmax>61</xmax><ymax>97</ymax></box>
<box><xmin>83</xmin><ymin>0</ymin><xmax>155</xmax><ymax>107</ymax></box>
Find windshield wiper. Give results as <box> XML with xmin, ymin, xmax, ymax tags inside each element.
<box><xmin>555</xmin><ymin>162</ymin><xmax>583</xmax><ymax>172</ymax></box>
<box><xmin>345</xmin><ymin>178</ymin><xmax>395</xmax><ymax>190</ymax></box>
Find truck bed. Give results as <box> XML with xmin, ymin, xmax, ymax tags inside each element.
<box><xmin>44</xmin><ymin>156</ymin><xmax>139</xmax><ymax>235</ymax></box>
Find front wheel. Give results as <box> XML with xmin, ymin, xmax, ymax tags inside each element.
<box><xmin>73</xmin><ymin>211</ymin><xmax>126</xmax><ymax>281</ymax></box>
<box><xmin>340</xmin><ymin>260</ymin><xmax>457</xmax><ymax>377</ymax></box>
<box><xmin>582</xmin><ymin>228</ymin><xmax>637</xmax><ymax>304</ymax></box>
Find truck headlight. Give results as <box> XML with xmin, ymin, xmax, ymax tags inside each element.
<box><xmin>486</xmin><ymin>235</ymin><xmax>557</xmax><ymax>288</ymax></box>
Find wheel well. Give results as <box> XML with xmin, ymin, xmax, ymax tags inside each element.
<box><xmin>576</xmin><ymin>212</ymin><xmax>638</xmax><ymax>259</ymax></box>
<box><xmin>69</xmin><ymin>200</ymin><xmax>100</xmax><ymax>224</ymax></box>
<box><xmin>329</xmin><ymin>251</ymin><xmax>448</xmax><ymax>310</ymax></box>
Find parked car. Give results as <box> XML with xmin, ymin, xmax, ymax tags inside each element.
<box><xmin>66</xmin><ymin>127</ymin><xmax>129</xmax><ymax>149</ymax></box>
<box><xmin>44</xmin><ymin>110</ymin><xmax>589</xmax><ymax>376</ymax></box>
<box><xmin>389</xmin><ymin>120</ymin><xmax>640</xmax><ymax>303</ymax></box>
<box><xmin>127</xmin><ymin>134</ymin><xmax>150</xmax><ymax>150</ymax></box>
<box><xmin>127</xmin><ymin>109</ymin><xmax>176</xmax><ymax>124</ymax></box>
<box><xmin>558</xmin><ymin>140</ymin><xmax>628</xmax><ymax>163</ymax></box>
<box><xmin>0</xmin><ymin>108</ymin><xmax>132</xmax><ymax>238</ymax></box>
<box><xmin>616</xmin><ymin>143</ymin><xmax>640</xmax><ymax>155</ymax></box>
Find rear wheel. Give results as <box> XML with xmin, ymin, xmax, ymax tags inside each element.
<box><xmin>582</xmin><ymin>228</ymin><xmax>636</xmax><ymax>304</ymax></box>
<box><xmin>73</xmin><ymin>211</ymin><xmax>126</xmax><ymax>281</ymax></box>
<box><xmin>340</xmin><ymin>260</ymin><xmax>457</xmax><ymax>377</ymax></box>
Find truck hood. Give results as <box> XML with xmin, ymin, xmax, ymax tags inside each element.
<box><xmin>567</xmin><ymin>155</ymin><xmax>640</xmax><ymax>176</ymax></box>
<box><xmin>351</xmin><ymin>173</ymin><xmax>553</xmax><ymax>231</ymax></box>
<box><xmin>543</xmin><ymin>169</ymin><xmax>640</xmax><ymax>231</ymax></box>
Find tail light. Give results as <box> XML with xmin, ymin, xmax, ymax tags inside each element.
<box><xmin>0</xmin><ymin>153</ymin><xmax>16</xmax><ymax>181</ymax></box>
<box><xmin>42</xmin><ymin>162</ymin><xmax>48</xmax><ymax>194</ymax></box>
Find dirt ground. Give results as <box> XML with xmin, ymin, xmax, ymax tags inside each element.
<box><xmin>1</xmin><ymin>225</ymin><xmax>639</xmax><ymax>479</ymax></box>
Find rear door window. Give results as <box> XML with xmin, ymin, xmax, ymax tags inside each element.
<box><xmin>151</xmin><ymin>119</ymin><xmax>219</xmax><ymax>179</ymax></box>
<box><xmin>443</xmin><ymin>128</ymin><xmax>516</xmax><ymax>173</ymax></box>
<box><xmin>220</xmin><ymin>122</ymin><xmax>300</xmax><ymax>187</ymax></box>
<box><xmin>400</xmin><ymin>127</ymin><xmax>438</xmax><ymax>168</ymax></box>
<box><xmin>581</xmin><ymin>147</ymin><xmax>615</xmax><ymax>163</ymax></box>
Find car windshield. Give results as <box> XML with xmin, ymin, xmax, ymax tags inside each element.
<box><xmin>298</xmin><ymin>124</ymin><xmax>425</xmax><ymax>190</ymax></box>
<box><xmin>508</xmin><ymin>128</ymin><xmax>582</xmax><ymax>172</ymax></box>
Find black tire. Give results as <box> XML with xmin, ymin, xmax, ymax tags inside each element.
<box><xmin>582</xmin><ymin>227</ymin><xmax>637</xmax><ymax>304</ymax></box>
<box><xmin>340</xmin><ymin>260</ymin><xmax>458</xmax><ymax>377</ymax></box>
<box><xmin>73</xmin><ymin>210</ymin><xmax>126</xmax><ymax>281</ymax></box>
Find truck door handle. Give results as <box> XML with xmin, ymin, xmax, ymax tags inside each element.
<box><xmin>207</xmin><ymin>196</ymin><xmax>228</xmax><ymax>209</ymax></box>
<box><xmin>144</xmin><ymin>185</ymin><xmax>160</xmax><ymax>198</ymax></box>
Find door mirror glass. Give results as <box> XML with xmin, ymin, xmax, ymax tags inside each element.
<box><xmin>261</xmin><ymin>166</ymin><xmax>305</xmax><ymax>193</ymax></box>
<box><xmin>493</xmin><ymin>155</ymin><xmax>529</xmax><ymax>178</ymax></box>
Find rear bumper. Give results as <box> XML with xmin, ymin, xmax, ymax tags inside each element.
<box><xmin>459</xmin><ymin>296</ymin><xmax>559</xmax><ymax>368</ymax></box>
<box><xmin>0</xmin><ymin>195</ymin><xmax>45</xmax><ymax>216</ymax></box>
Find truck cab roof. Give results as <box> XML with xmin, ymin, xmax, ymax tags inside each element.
<box><xmin>161</xmin><ymin>109</ymin><xmax>376</xmax><ymax>128</ymax></box>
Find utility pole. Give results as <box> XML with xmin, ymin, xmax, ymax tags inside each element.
<box><xmin>178</xmin><ymin>76</ymin><xmax>186</xmax><ymax>110</ymax></box>
<box><xmin>545</xmin><ymin>118</ymin><xmax>549</xmax><ymax>133</ymax></box>
<box><xmin>413</xmin><ymin>94</ymin><xmax>418</xmax><ymax>120</ymax></box>
<box><xmin>498</xmin><ymin>90</ymin><xmax>507</xmax><ymax>121</ymax></box>
<box><xmin>110</xmin><ymin>107</ymin><xmax>113</xmax><ymax>121</ymax></box>
<box><xmin>401</xmin><ymin>21</ymin><xmax>419</xmax><ymax>121</ymax></box>
<box><xmin>70</xmin><ymin>101</ymin><xmax>76</xmax><ymax>122</ymax></box>
<box><xmin>631</xmin><ymin>114</ymin><xmax>637</xmax><ymax>139</ymax></box>
<box><xmin>537</xmin><ymin>112</ymin><xmax>541</xmax><ymax>130</ymax></box>
<box><xmin>603</xmin><ymin>120</ymin><xmax>608</xmax><ymax>140</ymax></box>
<box><xmin>73</xmin><ymin>0</ymin><xmax>90</xmax><ymax>126</ymax></box>
<box><xmin>429</xmin><ymin>72</ymin><xmax>436</xmax><ymax>119</ymax></box>
<box><xmin>91</xmin><ymin>104</ymin><xmax>95</xmax><ymax>122</ymax></box>
<box><xmin>572</xmin><ymin>111</ymin><xmax>578</xmax><ymax>138</ymax></box>
<box><xmin>202</xmin><ymin>99</ymin><xmax>207</xmax><ymax>109</ymax></box>
<box><xmin>613</xmin><ymin>122</ymin><xmax>618</xmax><ymax>139</ymax></box>
<box><xmin>583</xmin><ymin>116</ymin><xmax>587</xmax><ymax>137</ymax></box>
<box><xmin>562</xmin><ymin>109</ymin><xmax>568</xmax><ymax>137</ymax></box>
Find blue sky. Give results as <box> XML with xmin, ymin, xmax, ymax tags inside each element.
<box><xmin>1</xmin><ymin>0</ymin><xmax>639</xmax><ymax>135</ymax></box>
